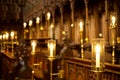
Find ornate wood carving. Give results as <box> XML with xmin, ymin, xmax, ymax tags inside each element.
<box><xmin>64</xmin><ymin>57</ymin><xmax>120</xmax><ymax>80</ymax></box>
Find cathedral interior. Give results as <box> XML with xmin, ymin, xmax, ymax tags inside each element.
<box><xmin>0</xmin><ymin>0</ymin><xmax>120</xmax><ymax>80</ymax></box>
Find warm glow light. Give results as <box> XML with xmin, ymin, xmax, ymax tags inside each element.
<box><xmin>5</xmin><ymin>32</ymin><xmax>9</xmax><ymax>40</ymax></box>
<box><xmin>95</xmin><ymin>44</ymin><xmax>100</xmax><ymax>67</ymax></box>
<box><xmin>0</xmin><ymin>35</ymin><xmax>2</xmax><ymax>40</ymax></box>
<box><xmin>36</xmin><ymin>17</ymin><xmax>40</xmax><ymax>24</ymax></box>
<box><xmin>29</xmin><ymin>20</ymin><xmax>33</xmax><ymax>27</ymax></box>
<box><xmin>62</xmin><ymin>31</ymin><xmax>66</xmax><ymax>35</ymax></box>
<box><xmin>111</xmin><ymin>16</ymin><xmax>116</xmax><ymax>26</ymax></box>
<box><xmin>3</xmin><ymin>34</ymin><xmax>6</xmax><ymax>40</ymax></box>
<box><xmin>40</xmin><ymin>26</ymin><xmax>44</xmax><ymax>30</ymax></box>
<box><xmin>10</xmin><ymin>31</ymin><xmax>14</xmax><ymax>40</ymax></box>
<box><xmin>48</xmin><ymin>40</ymin><xmax>56</xmax><ymax>60</ymax></box>
<box><xmin>31</xmin><ymin>40</ymin><xmax>37</xmax><ymax>55</ymax></box>
<box><xmin>85</xmin><ymin>37</ymin><xmax>88</xmax><ymax>42</ymax></box>
<box><xmin>23</xmin><ymin>22</ymin><xmax>27</xmax><ymax>28</ymax></box>
<box><xmin>50</xmin><ymin>24</ymin><xmax>54</xmax><ymax>28</ymax></box>
<box><xmin>32</xmin><ymin>70</ymin><xmax>35</xmax><ymax>74</ymax></box>
<box><xmin>99</xmin><ymin>33</ymin><xmax>102</xmax><ymax>37</ymax></box>
<box><xmin>47</xmin><ymin>12</ymin><xmax>51</xmax><ymax>20</ymax></box>
<box><xmin>49</xmin><ymin>43</ymin><xmax>54</xmax><ymax>57</ymax></box>
<box><xmin>91</xmin><ymin>38</ymin><xmax>105</xmax><ymax>72</ymax></box>
<box><xmin>71</xmin><ymin>24</ymin><xmax>74</xmax><ymax>27</ymax></box>
<box><xmin>79</xmin><ymin>21</ymin><xmax>83</xmax><ymax>32</ymax></box>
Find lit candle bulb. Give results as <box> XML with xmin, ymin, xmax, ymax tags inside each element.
<box><xmin>49</xmin><ymin>43</ymin><xmax>54</xmax><ymax>57</ymax></box>
<box><xmin>10</xmin><ymin>31</ymin><xmax>14</xmax><ymax>40</ymax></box>
<box><xmin>95</xmin><ymin>44</ymin><xmax>100</xmax><ymax>67</ymax></box>
<box><xmin>0</xmin><ymin>35</ymin><xmax>2</xmax><ymax>40</ymax></box>
<box><xmin>111</xmin><ymin>16</ymin><xmax>116</xmax><ymax>26</ymax></box>
<box><xmin>31</xmin><ymin>40</ymin><xmax>37</xmax><ymax>54</ymax></box>
<box><xmin>79</xmin><ymin>21</ymin><xmax>83</xmax><ymax>32</ymax></box>
<box><xmin>36</xmin><ymin>17</ymin><xmax>40</xmax><ymax>24</ymax></box>
<box><xmin>5</xmin><ymin>32</ymin><xmax>9</xmax><ymax>40</ymax></box>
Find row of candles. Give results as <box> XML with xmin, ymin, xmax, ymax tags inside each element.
<box><xmin>23</xmin><ymin>12</ymin><xmax>53</xmax><ymax>39</ymax></box>
<box><xmin>0</xmin><ymin>31</ymin><xmax>16</xmax><ymax>41</ymax></box>
<box><xmin>31</xmin><ymin>39</ymin><xmax>104</xmax><ymax>73</ymax></box>
<box><xmin>29</xmin><ymin>13</ymin><xmax>117</xmax><ymax>80</ymax></box>
<box><xmin>0</xmin><ymin>31</ymin><xmax>17</xmax><ymax>56</ymax></box>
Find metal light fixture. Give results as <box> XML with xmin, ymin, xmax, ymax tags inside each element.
<box><xmin>29</xmin><ymin>20</ymin><xmax>33</xmax><ymax>39</ymax></box>
<box><xmin>29</xmin><ymin>20</ymin><xmax>33</xmax><ymax>27</ymax></box>
<box><xmin>23</xmin><ymin>22</ymin><xmax>27</xmax><ymax>39</ymax></box>
<box><xmin>36</xmin><ymin>17</ymin><xmax>40</xmax><ymax>24</ymax></box>
<box><xmin>47</xmin><ymin>12</ymin><xmax>51</xmax><ymax>21</ymax></box>
<box><xmin>10</xmin><ymin>31</ymin><xmax>15</xmax><ymax>56</ymax></box>
<box><xmin>31</xmin><ymin>40</ymin><xmax>37</xmax><ymax>55</ymax></box>
<box><xmin>110</xmin><ymin>12</ymin><xmax>117</xmax><ymax>64</ymax></box>
<box><xmin>79</xmin><ymin>20</ymin><xmax>84</xmax><ymax>58</ymax></box>
<box><xmin>91</xmin><ymin>38</ymin><xmax>105</xmax><ymax>72</ymax></box>
<box><xmin>23</xmin><ymin>22</ymin><xmax>27</xmax><ymax>28</ymax></box>
<box><xmin>48</xmin><ymin>39</ymin><xmax>56</xmax><ymax>61</ymax></box>
<box><xmin>47</xmin><ymin>39</ymin><xmax>56</xmax><ymax>80</ymax></box>
<box><xmin>31</xmin><ymin>40</ymin><xmax>37</xmax><ymax>80</ymax></box>
<box><xmin>5</xmin><ymin>32</ymin><xmax>9</xmax><ymax>53</ymax></box>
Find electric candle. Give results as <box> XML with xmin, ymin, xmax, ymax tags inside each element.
<box><xmin>95</xmin><ymin>44</ymin><xmax>100</xmax><ymax>67</ymax></box>
<box><xmin>29</xmin><ymin>20</ymin><xmax>32</xmax><ymax>27</ymax></box>
<box><xmin>5</xmin><ymin>32</ymin><xmax>9</xmax><ymax>40</ymax></box>
<box><xmin>47</xmin><ymin>12</ymin><xmax>51</xmax><ymax>20</ymax></box>
<box><xmin>36</xmin><ymin>17</ymin><xmax>40</xmax><ymax>24</ymax></box>
<box><xmin>23</xmin><ymin>22</ymin><xmax>27</xmax><ymax>28</ymax></box>
<box><xmin>111</xmin><ymin>16</ymin><xmax>116</xmax><ymax>26</ymax></box>
<box><xmin>10</xmin><ymin>31</ymin><xmax>14</xmax><ymax>40</ymax></box>
<box><xmin>31</xmin><ymin>40</ymin><xmax>37</xmax><ymax>53</ymax></box>
<box><xmin>79</xmin><ymin>21</ymin><xmax>83</xmax><ymax>32</ymax></box>
<box><xmin>49</xmin><ymin>43</ymin><xmax>54</xmax><ymax>57</ymax></box>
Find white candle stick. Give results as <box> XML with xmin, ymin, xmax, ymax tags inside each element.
<box><xmin>79</xmin><ymin>21</ymin><xmax>83</xmax><ymax>32</ymax></box>
<box><xmin>95</xmin><ymin>44</ymin><xmax>100</xmax><ymax>67</ymax></box>
<box><xmin>111</xmin><ymin>16</ymin><xmax>116</xmax><ymax>26</ymax></box>
<box><xmin>50</xmin><ymin>44</ymin><xmax>54</xmax><ymax>57</ymax></box>
<box><xmin>31</xmin><ymin>41</ymin><xmax>37</xmax><ymax>53</ymax></box>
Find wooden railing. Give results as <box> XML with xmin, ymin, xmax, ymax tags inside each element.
<box><xmin>64</xmin><ymin>57</ymin><xmax>120</xmax><ymax>80</ymax></box>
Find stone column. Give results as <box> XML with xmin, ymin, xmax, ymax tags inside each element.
<box><xmin>70</xmin><ymin>0</ymin><xmax>74</xmax><ymax>41</ymax></box>
<box><xmin>52</xmin><ymin>10</ymin><xmax>55</xmax><ymax>39</ymax></box>
<box><xmin>105</xmin><ymin>0</ymin><xmax>109</xmax><ymax>44</ymax></box>
<box><xmin>84</xmin><ymin>0</ymin><xmax>89</xmax><ymax>43</ymax></box>
<box><xmin>51</xmin><ymin>1</ymin><xmax>56</xmax><ymax>39</ymax></box>
<box><xmin>59</xmin><ymin>3</ymin><xmax>64</xmax><ymax>43</ymax></box>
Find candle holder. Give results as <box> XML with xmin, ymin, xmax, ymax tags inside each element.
<box><xmin>91</xmin><ymin>38</ymin><xmax>105</xmax><ymax>72</ymax></box>
<box><xmin>10</xmin><ymin>31</ymin><xmax>15</xmax><ymax>57</ymax></box>
<box><xmin>29</xmin><ymin>20</ymin><xmax>33</xmax><ymax>39</ymax></box>
<box><xmin>47</xmin><ymin>39</ymin><xmax>56</xmax><ymax>80</ymax></box>
<box><xmin>79</xmin><ymin>20</ymin><xmax>84</xmax><ymax>58</ymax></box>
<box><xmin>48</xmin><ymin>39</ymin><xmax>56</xmax><ymax>61</ymax></box>
<box><xmin>23</xmin><ymin>22</ymin><xmax>27</xmax><ymax>39</ymax></box>
<box><xmin>31</xmin><ymin>40</ymin><xmax>37</xmax><ymax>80</ymax></box>
<box><xmin>31</xmin><ymin>40</ymin><xmax>37</xmax><ymax>55</ymax></box>
<box><xmin>110</xmin><ymin>12</ymin><xmax>117</xmax><ymax>64</ymax></box>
